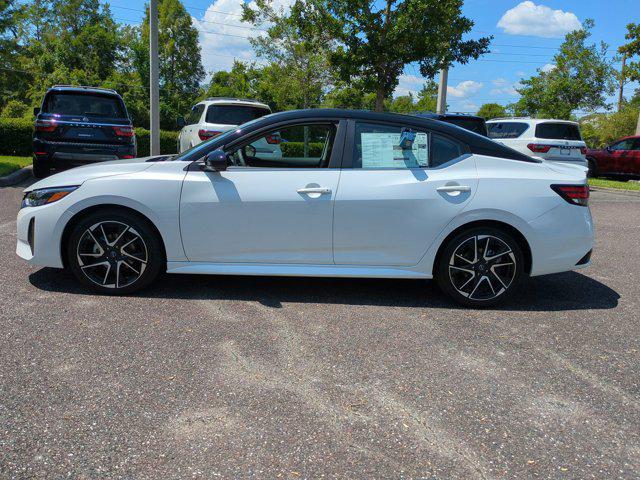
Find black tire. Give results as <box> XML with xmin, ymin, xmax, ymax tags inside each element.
<box><xmin>32</xmin><ymin>158</ymin><xmax>51</xmax><ymax>178</ymax></box>
<box><xmin>66</xmin><ymin>209</ymin><xmax>164</xmax><ymax>294</ymax></box>
<box><xmin>436</xmin><ymin>226</ymin><xmax>526</xmax><ymax>308</ymax></box>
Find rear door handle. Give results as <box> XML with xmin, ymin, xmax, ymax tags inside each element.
<box><xmin>437</xmin><ymin>185</ymin><xmax>471</xmax><ymax>193</ymax></box>
<box><xmin>297</xmin><ymin>187</ymin><xmax>332</xmax><ymax>195</ymax></box>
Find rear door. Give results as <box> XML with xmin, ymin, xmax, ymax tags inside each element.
<box><xmin>333</xmin><ymin>120</ymin><xmax>478</xmax><ymax>266</ymax></box>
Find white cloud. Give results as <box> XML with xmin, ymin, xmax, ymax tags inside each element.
<box><xmin>541</xmin><ymin>63</ymin><xmax>556</xmax><ymax>72</ymax></box>
<box><xmin>447</xmin><ymin>80</ymin><xmax>483</xmax><ymax>98</ymax></box>
<box><xmin>394</xmin><ymin>74</ymin><xmax>426</xmax><ymax>97</ymax></box>
<box><xmin>193</xmin><ymin>0</ymin><xmax>295</xmax><ymax>74</ymax></box>
<box><xmin>490</xmin><ymin>78</ymin><xmax>519</xmax><ymax>96</ymax></box>
<box><xmin>497</xmin><ymin>1</ymin><xmax>581</xmax><ymax>38</ymax></box>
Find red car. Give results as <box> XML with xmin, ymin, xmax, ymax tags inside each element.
<box><xmin>586</xmin><ymin>136</ymin><xmax>640</xmax><ymax>177</ymax></box>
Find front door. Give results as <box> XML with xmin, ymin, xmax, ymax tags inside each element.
<box><xmin>180</xmin><ymin>122</ymin><xmax>342</xmax><ymax>264</ymax></box>
<box><xmin>333</xmin><ymin>121</ymin><xmax>478</xmax><ymax>266</ymax></box>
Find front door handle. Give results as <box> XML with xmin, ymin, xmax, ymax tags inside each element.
<box><xmin>437</xmin><ymin>185</ymin><xmax>471</xmax><ymax>193</ymax></box>
<box><xmin>297</xmin><ymin>187</ymin><xmax>332</xmax><ymax>195</ymax></box>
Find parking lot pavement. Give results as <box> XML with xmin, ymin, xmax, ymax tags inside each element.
<box><xmin>0</xmin><ymin>181</ymin><xmax>638</xmax><ymax>480</ymax></box>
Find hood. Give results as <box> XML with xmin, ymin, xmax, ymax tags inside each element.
<box><xmin>24</xmin><ymin>157</ymin><xmax>160</xmax><ymax>192</ymax></box>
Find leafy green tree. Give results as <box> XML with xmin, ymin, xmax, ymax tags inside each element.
<box><xmin>140</xmin><ymin>0</ymin><xmax>205</xmax><ymax>129</ymax></box>
<box><xmin>619</xmin><ymin>23</ymin><xmax>640</xmax><ymax>134</ymax></box>
<box><xmin>477</xmin><ymin>103</ymin><xmax>507</xmax><ymax>120</ymax></box>
<box><xmin>205</xmin><ymin>61</ymin><xmax>260</xmax><ymax>100</ymax></box>
<box><xmin>0</xmin><ymin>0</ymin><xmax>23</xmax><ymax>107</ymax></box>
<box><xmin>389</xmin><ymin>94</ymin><xmax>415</xmax><ymax>113</ymax></box>
<box><xmin>303</xmin><ymin>0</ymin><xmax>491</xmax><ymax>111</ymax></box>
<box><xmin>414</xmin><ymin>80</ymin><xmax>438</xmax><ymax>112</ymax></box>
<box><xmin>242</xmin><ymin>0</ymin><xmax>332</xmax><ymax>110</ymax></box>
<box><xmin>513</xmin><ymin>20</ymin><xmax>615</xmax><ymax>119</ymax></box>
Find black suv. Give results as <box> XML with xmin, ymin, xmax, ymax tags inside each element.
<box><xmin>412</xmin><ymin>112</ymin><xmax>488</xmax><ymax>137</ymax></box>
<box><xmin>33</xmin><ymin>86</ymin><xmax>136</xmax><ymax>178</ymax></box>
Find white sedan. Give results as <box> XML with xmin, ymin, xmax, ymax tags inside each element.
<box><xmin>16</xmin><ymin>109</ymin><xmax>594</xmax><ymax>307</ymax></box>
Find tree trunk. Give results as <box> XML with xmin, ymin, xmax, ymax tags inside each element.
<box><xmin>636</xmin><ymin>108</ymin><xmax>640</xmax><ymax>136</ymax></box>
<box><xmin>375</xmin><ymin>87</ymin><xmax>385</xmax><ymax>112</ymax></box>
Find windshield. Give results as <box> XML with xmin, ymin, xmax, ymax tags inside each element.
<box><xmin>43</xmin><ymin>92</ymin><xmax>126</xmax><ymax>118</ymax></box>
<box><xmin>205</xmin><ymin>105</ymin><xmax>270</xmax><ymax>125</ymax></box>
<box><xmin>535</xmin><ymin>122</ymin><xmax>582</xmax><ymax>140</ymax></box>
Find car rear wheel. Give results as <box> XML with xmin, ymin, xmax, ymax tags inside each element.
<box><xmin>32</xmin><ymin>158</ymin><xmax>51</xmax><ymax>179</ymax></box>
<box><xmin>436</xmin><ymin>227</ymin><xmax>525</xmax><ymax>307</ymax></box>
<box><xmin>66</xmin><ymin>210</ymin><xmax>163</xmax><ymax>294</ymax></box>
<box><xmin>586</xmin><ymin>157</ymin><xmax>597</xmax><ymax>178</ymax></box>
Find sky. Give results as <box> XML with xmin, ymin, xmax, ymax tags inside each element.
<box><xmin>104</xmin><ymin>0</ymin><xmax>637</xmax><ymax>115</ymax></box>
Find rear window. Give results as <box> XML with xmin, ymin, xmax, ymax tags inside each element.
<box><xmin>444</xmin><ymin>117</ymin><xmax>488</xmax><ymax>136</ymax></box>
<box><xmin>487</xmin><ymin>122</ymin><xmax>529</xmax><ymax>139</ymax></box>
<box><xmin>43</xmin><ymin>92</ymin><xmax>126</xmax><ymax>118</ymax></box>
<box><xmin>535</xmin><ymin>122</ymin><xmax>582</xmax><ymax>140</ymax></box>
<box><xmin>206</xmin><ymin>105</ymin><xmax>270</xmax><ymax>125</ymax></box>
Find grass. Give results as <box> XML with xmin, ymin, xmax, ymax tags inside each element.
<box><xmin>0</xmin><ymin>156</ymin><xmax>31</xmax><ymax>177</ymax></box>
<box><xmin>589</xmin><ymin>177</ymin><xmax>640</xmax><ymax>192</ymax></box>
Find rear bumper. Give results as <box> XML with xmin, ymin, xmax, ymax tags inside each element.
<box><xmin>33</xmin><ymin>138</ymin><xmax>136</xmax><ymax>166</ymax></box>
<box><xmin>528</xmin><ymin>203</ymin><xmax>594</xmax><ymax>276</ymax></box>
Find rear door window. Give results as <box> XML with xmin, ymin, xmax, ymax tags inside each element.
<box><xmin>445</xmin><ymin>117</ymin><xmax>488</xmax><ymax>136</ymax></box>
<box><xmin>206</xmin><ymin>105</ymin><xmax>271</xmax><ymax>125</ymax></box>
<box><xmin>187</xmin><ymin>104</ymin><xmax>205</xmax><ymax>125</ymax></box>
<box><xmin>487</xmin><ymin>122</ymin><xmax>529</xmax><ymax>139</ymax></box>
<box><xmin>43</xmin><ymin>92</ymin><xmax>125</xmax><ymax>118</ymax></box>
<box><xmin>535</xmin><ymin>123</ymin><xmax>582</xmax><ymax>140</ymax></box>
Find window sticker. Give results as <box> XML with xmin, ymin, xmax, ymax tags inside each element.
<box><xmin>361</xmin><ymin>132</ymin><xmax>428</xmax><ymax>168</ymax></box>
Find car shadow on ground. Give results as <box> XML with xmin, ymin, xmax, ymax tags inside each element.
<box><xmin>29</xmin><ymin>268</ymin><xmax>619</xmax><ymax>312</ymax></box>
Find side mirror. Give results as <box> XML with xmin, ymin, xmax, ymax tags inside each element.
<box><xmin>204</xmin><ymin>149</ymin><xmax>228</xmax><ymax>172</ymax></box>
<box><xmin>605</xmin><ymin>145</ymin><xmax>613</xmax><ymax>152</ymax></box>
<box><xmin>177</xmin><ymin>116</ymin><xmax>186</xmax><ymax>128</ymax></box>
<box><xmin>33</xmin><ymin>107</ymin><xmax>40</xmax><ymax>116</ymax></box>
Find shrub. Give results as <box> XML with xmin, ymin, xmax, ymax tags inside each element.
<box><xmin>135</xmin><ymin>128</ymin><xmax>179</xmax><ymax>156</ymax></box>
<box><xmin>0</xmin><ymin>118</ymin><xmax>33</xmax><ymax>156</ymax></box>
<box><xmin>280</xmin><ymin>141</ymin><xmax>324</xmax><ymax>158</ymax></box>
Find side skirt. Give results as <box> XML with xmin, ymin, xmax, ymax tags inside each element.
<box><xmin>166</xmin><ymin>261</ymin><xmax>432</xmax><ymax>279</ymax></box>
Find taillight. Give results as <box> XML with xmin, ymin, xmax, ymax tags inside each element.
<box><xmin>551</xmin><ymin>184</ymin><xmax>589</xmax><ymax>206</ymax></box>
<box><xmin>580</xmin><ymin>147</ymin><xmax>587</xmax><ymax>155</ymax></box>
<box><xmin>35</xmin><ymin>119</ymin><xmax>56</xmax><ymax>132</ymax></box>
<box><xmin>122</xmin><ymin>155</ymin><xmax>134</xmax><ymax>159</ymax></box>
<box><xmin>265</xmin><ymin>133</ymin><xmax>281</xmax><ymax>144</ymax></box>
<box><xmin>198</xmin><ymin>130</ymin><xmax>222</xmax><ymax>141</ymax></box>
<box><xmin>527</xmin><ymin>143</ymin><xmax>551</xmax><ymax>153</ymax></box>
<box><xmin>113</xmin><ymin>126</ymin><xmax>135</xmax><ymax>137</ymax></box>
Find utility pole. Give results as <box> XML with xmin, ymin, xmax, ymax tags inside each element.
<box><xmin>436</xmin><ymin>68</ymin><xmax>448</xmax><ymax>114</ymax></box>
<box><xmin>617</xmin><ymin>53</ymin><xmax>626</xmax><ymax>112</ymax></box>
<box><xmin>149</xmin><ymin>0</ymin><xmax>160</xmax><ymax>156</ymax></box>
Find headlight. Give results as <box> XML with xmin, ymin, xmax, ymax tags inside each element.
<box><xmin>21</xmin><ymin>186</ymin><xmax>78</xmax><ymax>208</ymax></box>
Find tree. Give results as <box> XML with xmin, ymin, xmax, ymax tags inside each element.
<box><xmin>311</xmin><ymin>0</ymin><xmax>491</xmax><ymax>111</ymax></box>
<box><xmin>414</xmin><ymin>80</ymin><xmax>438</xmax><ymax>112</ymax></box>
<box><xmin>141</xmin><ymin>0</ymin><xmax>205</xmax><ymax>129</ymax></box>
<box><xmin>619</xmin><ymin>23</ymin><xmax>640</xmax><ymax>134</ymax></box>
<box><xmin>513</xmin><ymin>20</ymin><xmax>615</xmax><ymax>119</ymax></box>
<box><xmin>477</xmin><ymin>103</ymin><xmax>507</xmax><ymax>120</ymax></box>
<box><xmin>242</xmin><ymin>0</ymin><xmax>332</xmax><ymax>110</ymax></box>
<box><xmin>205</xmin><ymin>61</ymin><xmax>260</xmax><ymax>100</ymax></box>
<box><xmin>0</xmin><ymin>0</ymin><xmax>23</xmax><ymax>107</ymax></box>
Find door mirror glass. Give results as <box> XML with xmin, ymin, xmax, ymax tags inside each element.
<box><xmin>177</xmin><ymin>116</ymin><xmax>186</xmax><ymax>128</ymax></box>
<box><xmin>204</xmin><ymin>149</ymin><xmax>228</xmax><ymax>172</ymax></box>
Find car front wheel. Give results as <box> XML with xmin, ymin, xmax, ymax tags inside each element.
<box><xmin>436</xmin><ymin>227</ymin><xmax>525</xmax><ymax>307</ymax></box>
<box><xmin>66</xmin><ymin>210</ymin><xmax>163</xmax><ymax>294</ymax></box>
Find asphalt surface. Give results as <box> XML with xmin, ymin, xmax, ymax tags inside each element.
<box><xmin>1</xmin><ymin>180</ymin><xmax>639</xmax><ymax>479</ymax></box>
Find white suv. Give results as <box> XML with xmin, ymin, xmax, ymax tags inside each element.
<box><xmin>487</xmin><ymin>118</ymin><xmax>587</xmax><ymax>169</ymax></box>
<box><xmin>177</xmin><ymin>98</ymin><xmax>277</xmax><ymax>155</ymax></box>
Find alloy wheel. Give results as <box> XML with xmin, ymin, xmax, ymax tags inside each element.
<box><xmin>76</xmin><ymin>221</ymin><xmax>148</xmax><ymax>289</ymax></box>
<box><xmin>448</xmin><ymin>235</ymin><xmax>517</xmax><ymax>301</ymax></box>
